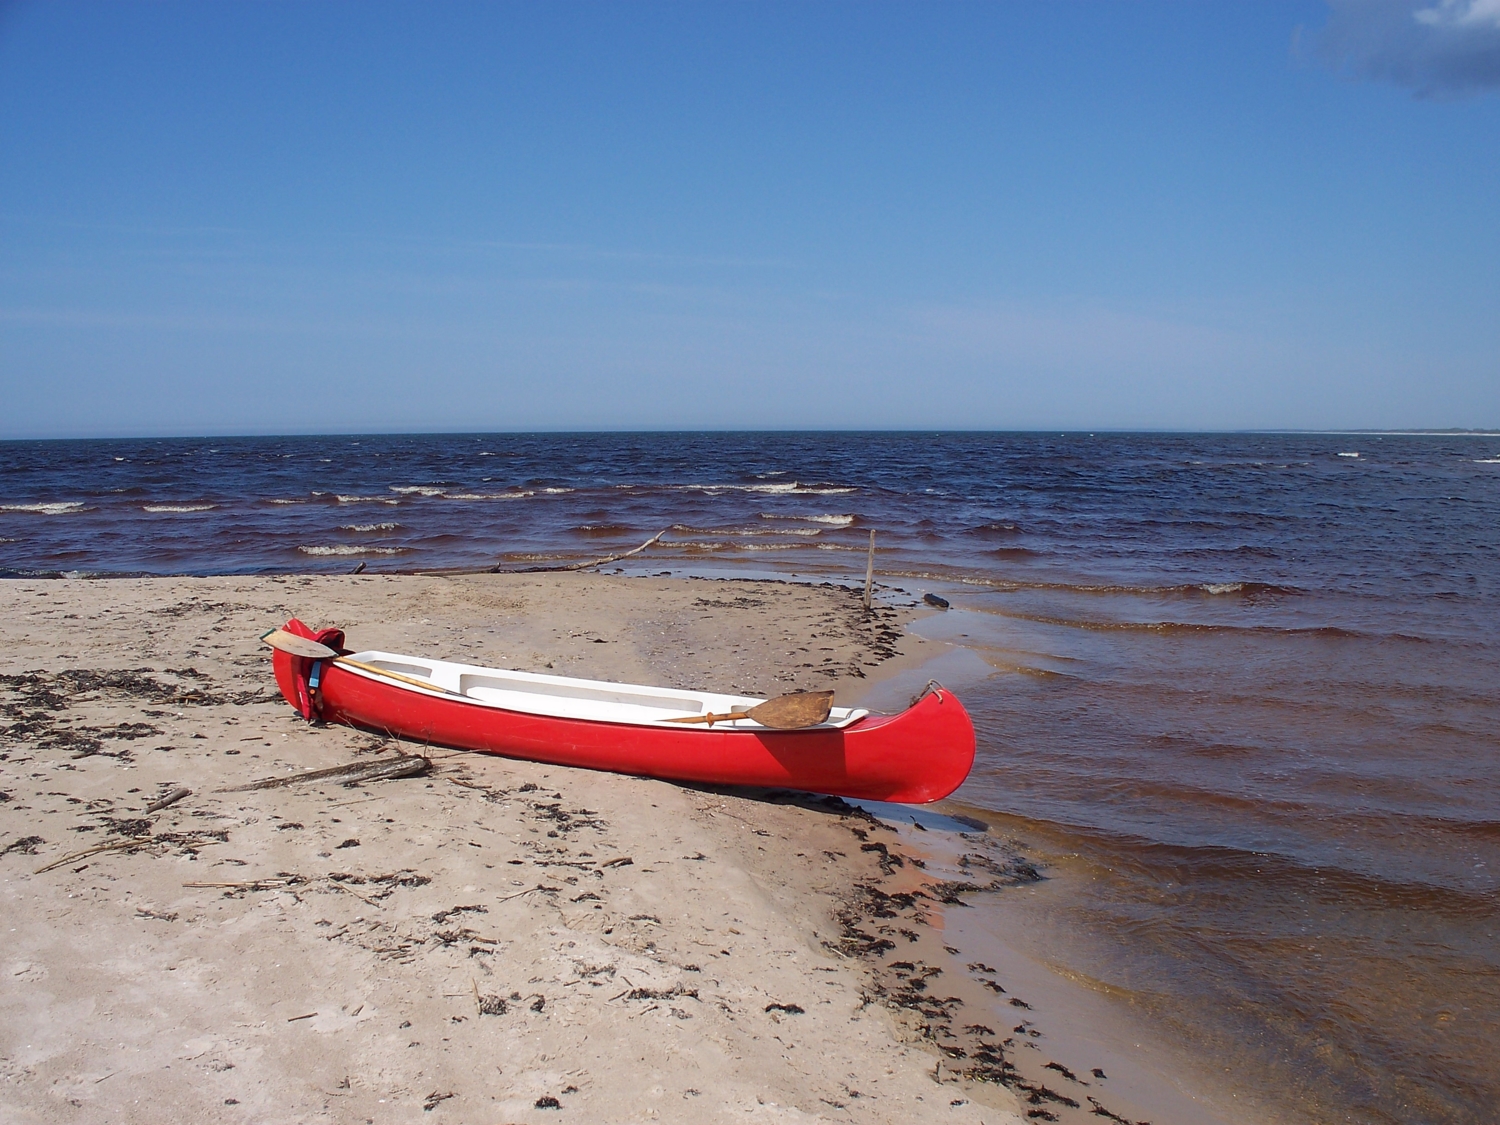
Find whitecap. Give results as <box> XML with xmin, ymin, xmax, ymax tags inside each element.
<box><xmin>336</xmin><ymin>495</ymin><xmax>400</xmax><ymax>504</ymax></box>
<box><xmin>298</xmin><ymin>545</ymin><xmax>406</xmax><ymax>556</ymax></box>
<box><xmin>1200</xmin><ymin>583</ymin><xmax>1244</xmax><ymax>595</ymax></box>
<box><xmin>142</xmin><ymin>503</ymin><xmax>216</xmax><ymax>513</ymax></box>
<box><xmin>445</xmin><ymin>491</ymin><xmax>536</xmax><ymax>501</ymax></box>
<box><xmin>541</xmin><ymin>487</ymin><xmax>574</xmax><ymax>494</ymax></box>
<box><xmin>686</xmin><ymin>482</ymin><xmax>801</xmax><ymax>494</ymax></box>
<box><xmin>761</xmin><ymin>513</ymin><xmax>854</xmax><ymax>526</ymax></box>
<box><xmin>1337</xmin><ymin>452</ymin><xmax>1360</xmax><ymax>458</ymax></box>
<box><xmin>676</xmin><ymin>482</ymin><xmax>857</xmax><ymax>495</ymax></box>
<box><xmin>0</xmin><ymin>502</ymin><xmax>86</xmax><ymax>515</ymax></box>
<box><xmin>340</xmin><ymin>522</ymin><xmax>400</xmax><ymax>532</ymax></box>
<box><xmin>388</xmin><ymin>486</ymin><xmax>448</xmax><ymax>496</ymax></box>
<box><xmin>671</xmin><ymin>524</ymin><xmax>820</xmax><ymax>537</ymax></box>
<box><xmin>1473</xmin><ymin>458</ymin><xmax>1500</xmax><ymax>464</ymax></box>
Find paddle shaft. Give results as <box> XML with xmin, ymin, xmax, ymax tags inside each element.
<box><xmin>667</xmin><ymin>710</ymin><xmax>756</xmax><ymax>726</ymax></box>
<box><xmin>330</xmin><ymin>656</ymin><xmax>466</xmax><ymax>697</ymax></box>
<box><xmin>261</xmin><ymin>629</ymin><xmax>464</xmax><ymax>697</ymax></box>
<box><xmin>663</xmin><ymin>690</ymin><xmax>834</xmax><ymax>729</ymax></box>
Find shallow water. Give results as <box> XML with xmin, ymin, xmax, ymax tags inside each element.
<box><xmin>3</xmin><ymin>431</ymin><xmax>1497</xmax><ymax>1122</ymax></box>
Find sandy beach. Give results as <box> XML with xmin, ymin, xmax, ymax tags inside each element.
<box><xmin>2</xmin><ymin>572</ymin><xmax>1235</xmax><ymax>1125</ymax></box>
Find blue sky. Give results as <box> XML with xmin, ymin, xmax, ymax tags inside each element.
<box><xmin>1</xmin><ymin>1</ymin><xmax>1497</xmax><ymax>437</ymax></box>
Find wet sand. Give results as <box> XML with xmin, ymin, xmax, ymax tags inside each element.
<box><xmin>1</xmin><ymin>573</ymin><xmax>1253</xmax><ymax>1124</ymax></box>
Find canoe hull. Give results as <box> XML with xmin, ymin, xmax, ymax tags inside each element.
<box><xmin>271</xmin><ymin>648</ymin><xmax>974</xmax><ymax>804</ymax></box>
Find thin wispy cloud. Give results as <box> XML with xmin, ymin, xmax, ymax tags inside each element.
<box><xmin>1308</xmin><ymin>0</ymin><xmax>1500</xmax><ymax>94</ymax></box>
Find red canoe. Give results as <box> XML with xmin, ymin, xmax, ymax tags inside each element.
<box><xmin>270</xmin><ymin>619</ymin><xmax>974</xmax><ymax>803</ymax></box>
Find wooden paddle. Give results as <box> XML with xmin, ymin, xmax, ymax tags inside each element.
<box><xmin>663</xmin><ymin>690</ymin><xmax>834</xmax><ymax>730</ymax></box>
<box><xmin>259</xmin><ymin>629</ymin><xmax>465</xmax><ymax>697</ymax></box>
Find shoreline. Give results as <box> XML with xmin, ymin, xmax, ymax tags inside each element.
<box><xmin>2</xmin><ymin>572</ymin><xmax>1239</xmax><ymax>1124</ymax></box>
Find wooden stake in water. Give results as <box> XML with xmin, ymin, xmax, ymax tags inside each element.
<box><xmin>863</xmin><ymin>529</ymin><xmax>876</xmax><ymax>611</ymax></box>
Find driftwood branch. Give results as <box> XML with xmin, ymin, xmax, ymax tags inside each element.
<box><xmin>144</xmin><ymin>787</ymin><xmax>191</xmax><ymax>813</ymax></box>
<box><xmin>502</xmin><ymin>529</ymin><xmax>669</xmax><ymax>573</ymax></box>
<box><xmin>218</xmin><ymin>755</ymin><xmax>430</xmax><ymax>794</ymax></box>
<box><xmin>34</xmin><ymin>829</ymin><xmax>226</xmax><ymax>875</ymax></box>
<box><xmin>35</xmin><ymin>835</ymin><xmax>152</xmax><ymax>874</ymax></box>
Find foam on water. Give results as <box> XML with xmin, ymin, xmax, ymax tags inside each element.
<box><xmin>142</xmin><ymin>503</ymin><xmax>216</xmax><ymax>513</ymax></box>
<box><xmin>670</xmin><ymin>524</ymin><xmax>821</xmax><ymax>536</ymax></box>
<box><xmin>297</xmin><ymin>545</ymin><xmax>406</xmax><ymax>556</ymax></box>
<box><xmin>445</xmin><ymin>491</ymin><xmax>535</xmax><ymax>501</ymax></box>
<box><xmin>669</xmin><ymin>481</ymin><xmax>857</xmax><ymax>494</ymax></box>
<box><xmin>761</xmin><ymin>512</ymin><xmax>855</xmax><ymax>525</ymax></box>
<box><xmin>0</xmin><ymin>502</ymin><xmax>86</xmax><ymax>515</ymax></box>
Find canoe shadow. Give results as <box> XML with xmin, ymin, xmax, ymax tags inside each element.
<box><xmin>673</xmin><ymin>781</ymin><xmax>989</xmax><ymax>834</ymax></box>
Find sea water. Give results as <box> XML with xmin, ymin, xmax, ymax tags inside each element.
<box><xmin>3</xmin><ymin>431</ymin><xmax>1497</xmax><ymax>1123</ymax></box>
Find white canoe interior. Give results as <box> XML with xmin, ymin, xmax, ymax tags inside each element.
<box><xmin>341</xmin><ymin>650</ymin><xmax>870</xmax><ymax>731</ymax></box>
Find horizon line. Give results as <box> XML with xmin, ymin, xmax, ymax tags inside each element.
<box><xmin>3</xmin><ymin>426</ymin><xmax>1499</xmax><ymax>443</ymax></box>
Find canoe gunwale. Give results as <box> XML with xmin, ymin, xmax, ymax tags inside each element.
<box><xmin>333</xmin><ymin>649</ymin><xmax>871</xmax><ymax>732</ymax></box>
<box><xmin>268</xmin><ymin>620</ymin><xmax>976</xmax><ymax>803</ymax></box>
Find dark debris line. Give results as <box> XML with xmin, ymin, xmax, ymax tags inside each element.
<box><xmin>822</xmin><ymin>806</ymin><xmax>1150</xmax><ymax>1125</ymax></box>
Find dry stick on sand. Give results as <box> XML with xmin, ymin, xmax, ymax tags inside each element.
<box><xmin>497</xmin><ymin>884</ymin><xmax>549</xmax><ymax>903</ymax></box>
<box><xmin>507</xmin><ymin>529</ymin><xmax>669</xmax><ymax>573</ymax></box>
<box><xmin>144</xmin><ymin>787</ymin><xmax>191</xmax><ymax>813</ymax></box>
<box><xmin>34</xmin><ymin>835</ymin><xmax>152</xmax><ymax>874</ymax></box>
<box><xmin>218</xmin><ymin>755</ymin><xmax>431</xmax><ymax>793</ymax></box>
<box><xmin>35</xmin><ymin>829</ymin><xmax>229</xmax><ymax>874</ymax></box>
<box><xmin>331</xmin><ymin>881</ymin><xmax>382</xmax><ymax>908</ymax></box>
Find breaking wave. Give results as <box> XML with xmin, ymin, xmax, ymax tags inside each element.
<box><xmin>142</xmin><ymin>503</ymin><xmax>216</xmax><ymax>513</ymax></box>
<box><xmin>298</xmin><ymin>545</ymin><xmax>407</xmax><ymax>556</ymax></box>
<box><xmin>671</xmin><ymin>524</ymin><xmax>821</xmax><ymax>537</ymax></box>
<box><xmin>0</xmin><ymin>502</ymin><xmax>87</xmax><ymax>515</ymax></box>
<box><xmin>761</xmin><ymin>513</ymin><xmax>855</xmax><ymax>526</ymax></box>
<box><xmin>445</xmin><ymin>491</ymin><xmax>536</xmax><ymax>501</ymax></box>
<box><xmin>673</xmin><ymin>540</ymin><xmax>801</xmax><ymax>552</ymax></box>
<box><xmin>619</xmin><ymin>481</ymin><xmax>857</xmax><ymax>495</ymax></box>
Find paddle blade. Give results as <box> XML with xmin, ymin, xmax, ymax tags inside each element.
<box><xmin>260</xmin><ymin>628</ymin><xmax>338</xmax><ymax>660</ymax></box>
<box><xmin>746</xmin><ymin>690</ymin><xmax>834</xmax><ymax>730</ymax></box>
